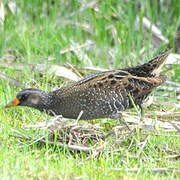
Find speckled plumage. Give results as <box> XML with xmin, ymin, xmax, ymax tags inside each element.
<box><xmin>6</xmin><ymin>49</ymin><xmax>170</xmax><ymax>120</ymax></box>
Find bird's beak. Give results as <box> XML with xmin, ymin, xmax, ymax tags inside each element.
<box><xmin>5</xmin><ymin>97</ymin><xmax>20</xmax><ymax>108</ymax></box>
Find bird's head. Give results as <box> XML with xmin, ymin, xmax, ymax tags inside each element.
<box><xmin>5</xmin><ymin>88</ymin><xmax>50</xmax><ymax>109</ymax></box>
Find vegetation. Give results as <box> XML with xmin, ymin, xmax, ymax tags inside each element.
<box><xmin>0</xmin><ymin>0</ymin><xmax>179</xmax><ymax>179</ymax></box>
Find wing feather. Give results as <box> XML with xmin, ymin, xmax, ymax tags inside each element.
<box><xmin>54</xmin><ymin>69</ymin><xmax>166</xmax><ymax>100</ymax></box>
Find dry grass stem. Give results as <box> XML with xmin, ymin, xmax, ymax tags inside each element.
<box><xmin>0</xmin><ymin>72</ymin><xmax>23</xmax><ymax>87</ymax></box>
<box><xmin>108</xmin><ymin>167</ymin><xmax>180</xmax><ymax>173</ymax></box>
<box><xmin>12</xmin><ymin>111</ymin><xmax>180</xmax><ymax>154</ymax></box>
<box><xmin>60</xmin><ymin>40</ymin><xmax>94</xmax><ymax>54</ymax></box>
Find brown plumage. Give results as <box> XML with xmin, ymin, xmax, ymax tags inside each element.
<box><xmin>5</xmin><ymin>49</ymin><xmax>171</xmax><ymax>120</ymax></box>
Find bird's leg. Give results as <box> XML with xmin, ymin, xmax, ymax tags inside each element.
<box><xmin>139</xmin><ymin>104</ymin><xmax>144</xmax><ymax>121</ymax></box>
<box><xmin>121</xmin><ymin>117</ymin><xmax>131</xmax><ymax>131</ymax></box>
<box><xmin>111</xmin><ymin>112</ymin><xmax>131</xmax><ymax>131</ymax></box>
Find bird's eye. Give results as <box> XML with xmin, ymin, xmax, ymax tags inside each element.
<box><xmin>28</xmin><ymin>94</ymin><xmax>40</xmax><ymax>104</ymax></box>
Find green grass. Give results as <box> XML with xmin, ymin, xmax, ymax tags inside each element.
<box><xmin>0</xmin><ymin>0</ymin><xmax>180</xmax><ymax>179</ymax></box>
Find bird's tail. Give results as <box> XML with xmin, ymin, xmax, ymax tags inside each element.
<box><xmin>123</xmin><ymin>49</ymin><xmax>171</xmax><ymax>77</ymax></box>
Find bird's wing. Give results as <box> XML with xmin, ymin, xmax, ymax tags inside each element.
<box><xmin>70</xmin><ymin>70</ymin><xmax>131</xmax><ymax>90</ymax></box>
<box><xmin>57</xmin><ymin>69</ymin><xmax>166</xmax><ymax>98</ymax></box>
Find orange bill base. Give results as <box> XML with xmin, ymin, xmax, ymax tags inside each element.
<box><xmin>5</xmin><ymin>98</ymin><xmax>20</xmax><ymax>108</ymax></box>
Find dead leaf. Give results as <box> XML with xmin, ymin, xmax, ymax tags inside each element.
<box><xmin>7</xmin><ymin>1</ymin><xmax>17</xmax><ymax>14</ymax></box>
<box><xmin>0</xmin><ymin>0</ymin><xmax>5</xmax><ymax>27</ymax></box>
<box><xmin>166</xmin><ymin>53</ymin><xmax>180</xmax><ymax>65</ymax></box>
<box><xmin>46</xmin><ymin>65</ymin><xmax>81</xmax><ymax>81</ymax></box>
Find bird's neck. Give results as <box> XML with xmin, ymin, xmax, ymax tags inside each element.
<box><xmin>38</xmin><ymin>92</ymin><xmax>62</xmax><ymax>116</ymax></box>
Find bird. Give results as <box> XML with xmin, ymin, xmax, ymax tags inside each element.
<box><xmin>5</xmin><ymin>49</ymin><xmax>171</xmax><ymax>120</ymax></box>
